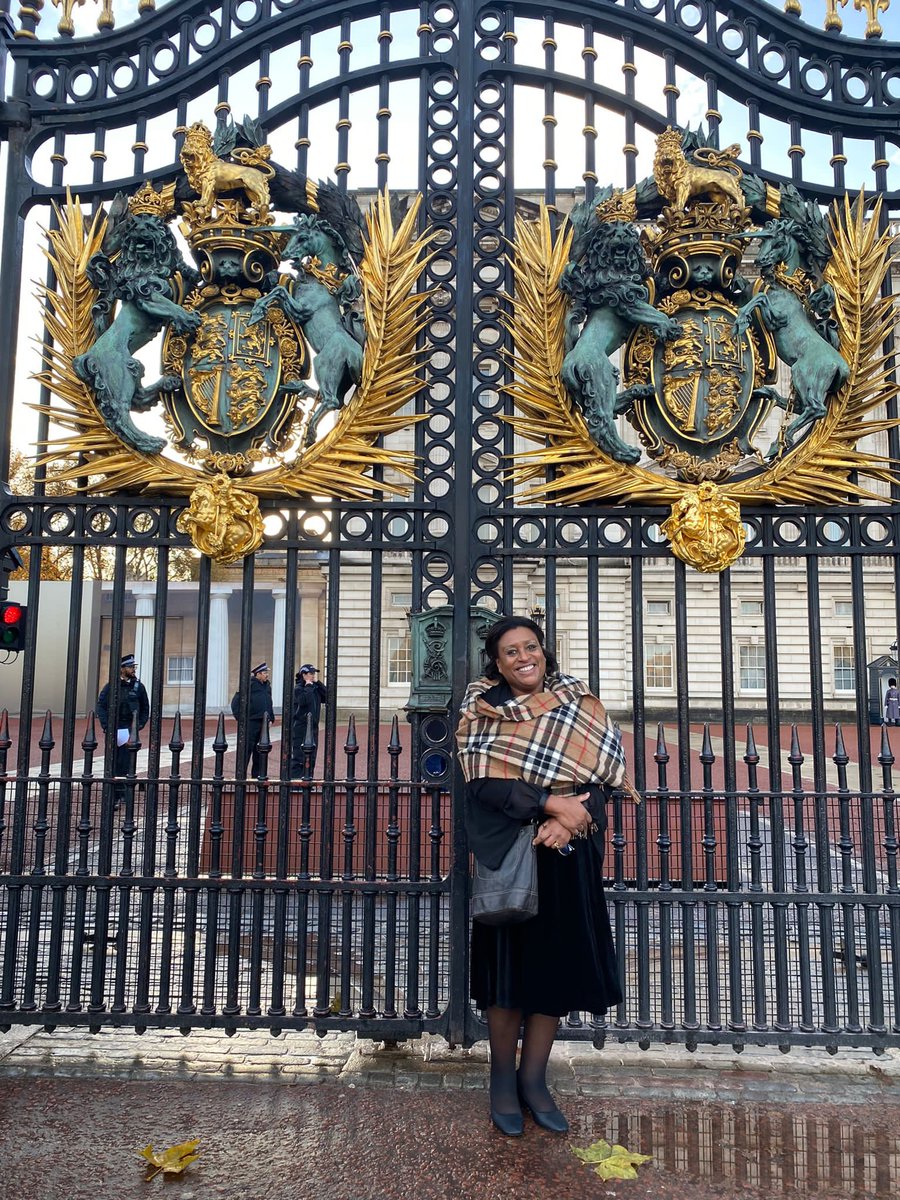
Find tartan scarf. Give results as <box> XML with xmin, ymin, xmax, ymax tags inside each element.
<box><xmin>456</xmin><ymin>672</ymin><xmax>633</xmax><ymax>799</ymax></box>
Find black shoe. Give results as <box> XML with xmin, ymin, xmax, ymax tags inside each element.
<box><xmin>490</xmin><ymin>1106</ymin><xmax>524</xmax><ymax>1137</ymax></box>
<box><xmin>517</xmin><ymin>1082</ymin><xmax>569</xmax><ymax>1134</ymax></box>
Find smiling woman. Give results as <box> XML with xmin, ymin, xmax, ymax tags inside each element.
<box><xmin>456</xmin><ymin>614</ymin><xmax>639</xmax><ymax>1138</ymax></box>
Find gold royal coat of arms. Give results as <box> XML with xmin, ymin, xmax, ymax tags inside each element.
<box><xmin>506</xmin><ymin>127</ymin><xmax>899</xmax><ymax>571</ymax></box>
<box><xmin>35</xmin><ymin>117</ymin><xmax>433</xmax><ymax>563</ymax></box>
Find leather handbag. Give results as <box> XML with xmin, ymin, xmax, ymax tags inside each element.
<box><xmin>471</xmin><ymin>824</ymin><xmax>538</xmax><ymax>925</ymax></box>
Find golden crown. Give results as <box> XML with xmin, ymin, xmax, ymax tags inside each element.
<box><xmin>128</xmin><ymin>181</ymin><xmax>177</xmax><ymax>219</ymax></box>
<box><xmin>595</xmin><ymin>189</ymin><xmax>638</xmax><ymax>224</ymax></box>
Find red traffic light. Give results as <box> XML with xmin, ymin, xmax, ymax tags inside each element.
<box><xmin>0</xmin><ymin>601</ymin><xmax>26</xmax><ymax>650</ymax></box>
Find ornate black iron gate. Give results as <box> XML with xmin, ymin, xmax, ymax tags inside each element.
<box><xmin>1</xmin><ymin>0</ymin><xmax>899</xmax><ymax>1050</ymax></box>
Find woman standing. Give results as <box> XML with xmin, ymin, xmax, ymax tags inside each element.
<box><xmin>456</xmin><ymin>615</ymin><xmax>636</xmax><ymax>1137</ymax></box>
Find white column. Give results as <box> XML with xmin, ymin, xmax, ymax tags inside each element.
<box><xmin>131</xmin><ymin>583</ymin><xmax>155</xmax><ymax>683</ymax></box>
<box><xmin>206</xmin><ymin>585</ymin><xmax>233</xmax><ymax>711</ymax></box>
<box><xmin>271</xmin><ymin>587</ymin><xmax>286</xmax><ymax>713</ymax></box>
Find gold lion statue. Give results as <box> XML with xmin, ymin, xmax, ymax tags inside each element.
<box><xmin>653</xmin><ymin>127</ymin><xmax>745</xmax><ymax>213</ymax></box>
<box><xmin>180</xmin><ymin>121</ymin><xmax>272</xmax><ymax>222</ymax></box>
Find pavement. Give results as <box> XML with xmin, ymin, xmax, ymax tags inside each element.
<box><xmin>1</xmin><ymin>1025</ymin><xmax>899</xmax><ymax>1200</ymax></box>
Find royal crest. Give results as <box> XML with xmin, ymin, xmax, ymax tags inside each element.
<box><xmin>34</xmin><ymin>116</ymin><xmax>433</xmax><ymax>562</ymax></box>
<box><xmin>505</xmin><ymin>127</ymin><xmax>900</xmax><ymax>570</ymax></box>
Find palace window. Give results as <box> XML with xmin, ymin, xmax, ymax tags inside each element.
<box><xmin>645</xmin><ymin>641</ymin><xmax>674</xmax><ymax>690</ymax></box>
<box><xmin>646</xmin><ymin>599</ymin><xmax>671</xmax><ymax>617</ymax></box>
<box><xmin>167</xmin><ymin>655</ymin><xmax>195</xmax><ymax>686</ymax></box>
<box><xmin>387</xmin><ymin>633</ymin><xmax>412</xmax><ymax>685</ymax></box>
<box><xmin>739</xmin><ymin>644</ymin><xmax>766</xmax><ymax>691</ymax></box>
<box><xmin>740</xmin><ymin>599</ymin><xmax>764</xmax><ymax>616</ymax></box>
<box><xmin>833</xmin><ymin>644</ymin><xmax>856</xmax><ymax>693</ymax></box>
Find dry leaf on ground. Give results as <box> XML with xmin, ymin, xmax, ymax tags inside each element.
<box><xmin>138</xmin><ymin>1138</ymin><xmax>201</xmax><ymax>1181</ymax></box>
<box><xmin>572</xmin><ymin>1138</ymin><xmax>653</xmax><ymax>1181</ymax></box>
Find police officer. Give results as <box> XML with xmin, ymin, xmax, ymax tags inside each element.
<box><xmin>96</xmin><ymin>653</ymin><xmax>150</xmax><ymax>804</ymax></box>
<box><xmin>290</xmin><ymin>664</ymin><xmax>327</xmax><ymax>776</ymax></box>
<box><xmin>231</xmin><ymin>662</ymin><xmax>276</xmax><ymax>777</ymax></box>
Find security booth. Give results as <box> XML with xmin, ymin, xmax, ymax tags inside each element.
<box><xmin>868</xmin><ymin>654</ymin><xmax>899</xmax><ymax>725</ymax></box>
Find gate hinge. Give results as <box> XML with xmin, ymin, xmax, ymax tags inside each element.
<box><xmin>0</xmin><ymin>100</ymin><xmax>32</xmax><ymax>136</ymax></box>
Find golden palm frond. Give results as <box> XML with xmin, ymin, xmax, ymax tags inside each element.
<box><xmin>33</xmin><ymin>190</ymin><xmax>433</xmax><ymax>503</ymax></box>
<box><xmin>506</xmin><ymin>198</ymin><xmax>899</xmax><ymax>509</ymax></box>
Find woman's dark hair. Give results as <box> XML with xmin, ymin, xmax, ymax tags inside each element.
<box><xmin>890</xmin><ymin>678</ymin><xmax>897</xmax><ymax>688</ymax></box>
<box><xmin>482</xmin><ymin>615</ymin><xmax>559</xmax><ymax>679</ymax></box>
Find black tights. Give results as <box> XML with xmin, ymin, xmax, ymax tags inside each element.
<box><xmin>486</xmin><ymin>1005</ymin><xmax>559</xmax><ymax>1114</ymax></box>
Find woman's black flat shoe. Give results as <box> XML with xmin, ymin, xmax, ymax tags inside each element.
<box><xmin>490</xmin><ymin>1107</ymin><xmax>524</xmax><ymax>1137</ymax></box>
<box><xmin>517</xmin><ymin>1086</ymin><xmax>569</xmax><ymax>1134</ymax></box>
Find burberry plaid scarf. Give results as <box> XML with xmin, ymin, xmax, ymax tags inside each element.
<box><xmin>456</xmin><ymin>673</ymin><xmax>637</xmax><ymax>800</ymax></box>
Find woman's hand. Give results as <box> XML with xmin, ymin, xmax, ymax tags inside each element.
<box><xmin>544</xmin><ymin>792</ymin><xmax>592</xmax><ymax>836</ymax></box>
<box><xmin>533</xmin><ymin>817</ymin><xmax>572</xmax><ymax>851</ymax></box>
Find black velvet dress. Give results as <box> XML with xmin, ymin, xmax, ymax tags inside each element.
<box><xmin>466</xmin><ymin>684</ymin><xmax>623</xmax><ymax>1019</ymax></box>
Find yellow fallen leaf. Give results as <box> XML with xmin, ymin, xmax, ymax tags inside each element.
<box><xmin>572</xmin><ymin>1138</ymin><xmax>652</xmax><ymax>1181</ymax></box>
<box><xmin>138</xmin><ymin>1138</ymin><xmax>201</xmax><ymax>1181</ymax></box>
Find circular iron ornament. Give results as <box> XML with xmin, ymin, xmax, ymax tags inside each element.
<box><xmin>841</xmin><ymin>70</ymin><xmax>874</xmax><ymax>105</ymax></box>
<box><xmin>557</xmin><ymin>519</ymin><xmax>589</xmax><ymax>548</ymax></box>
<box><xmin>126</xmin><ymin>507</ymin><xmax>161</xmax><ymax>537</ymax></box>
<box><xmin>341</xmin><ymin>512</ymin><xmax>372</xmax><ymax>539</ymax></box>
<box><xmin>423</xmin><ymin>513</ymin><xmax>452</xmax><ymax>542</ymax></box>
<box><xmin>860</xmin><ymin>517</ymin><xmax>894</xmax><ymax>547</ymax></box>
<box><xmin>189</xmin><ymin>18</ymin><xmax>222</xmax><ymax>53</ymax></box>
<box><xmin>474</xmin><ymin>558</ymin><xmax>503</xmax><ymax>587</ymax></box>
<box><xmin>150</xmin><ymin>42</ymin><xmax>180</xmax><ymax>79</ymax></box>
<box><xmin>758</xmin><ymin>43</ymin><xmax>790</xmax><ymax>82</ymax></box>
<box><xmin>716</xmin><ymin>21</ymin><xmax>747</xmax><ymax>56</ymax></box>
<box><xmin>884</xmin><ymin>69</ymin><xmax>900</xmax><ymax>102</ymax></box>
<box><xmin>428</xmin><ymin>163</ymin><xmax>458</xmax><ymax>189</ymax></box>
<box><xmin>427</xmin><ymin>72</ymin><xmax>459</xmax><ymax>102</ymax></box>
<box><xmin>477</xmin><ymin>482</ymin><xmax>503</xmax><ymax>506</ymax></box>
<box><xmin>800</xmin><ymin>61</ymin><xmax>833</xmax><ymax>98</ymax></box>
<box><xmin>68</xmin><ymin>69</ymin><xmax>99</xmax><ymax>103</ymax></box>
<box><xmin>634</xmin><ymin>0</ymin><xmax>667</xmax><ymax>13</ymax></box>
<box><xmin>422</xmin><ymin>549</ymin><xmax>451</xmax><ymax>578</ymax></box>
<box><xmin>109</xmin><ymin>59</ymin><xmax>139</xmax><ymax>94</ymax></box>
<box><xmin>476</xmin><ymin>8</ymin><xmax>503</xmax><ymax>35</ymax></box>
<box><xmin>232</xmin><ymin>0</ymin><xmax>262</xmax><ymax>26</ymax></box>
<box><xmin>598</xmin><ymin>520</ymin><xmax>630</xmax><ymax>548</ymax></box>
<box><xmin>474</xmin><ymin>198</ymin><xmax>504</xmax><ymax>227</ymax></box>
<box><xmin>423</xmin><ymin>751</ymin><xmax>449</xmax><ymax>780</ymax></box>
<box><xmin>431</xmin><ymin>2</ymin><xmax>459</xmax><ymax>29</ymax></box>
<box><xmin>513</xmin><ymin>518</ymin><xmax>546</xmax><ymax>546</ymax></box>
<box><xmin>817</xmin><ymin>516</ymin><xmax>851</xmax><ymax>546</ymax></box>
<box><xmin>87</xmin><ymin>506</ymin><xmax>118</xmax><ymax>535</ymax></box>
<box><xmin>475</xmin><ymin>519</ymin><xmax>503</xmax><ymax>546</ymax></box>
<box><xmin>383</xmin><ymin>513</ymin><xmax>413</xmax><ymax>542</ymax></box>
<box><xmin>1</xmin><ymin>505</ymin><xmax>33</xmax><ymax>535</ymax></box>
<box><xmin>740</xmin><ymin>517</ymin><xmax>762</xmax><ymax>547</ymax></box>
<box><xmin>674</xmin><ymin>0</ymin><xmax>706</xmax><ymax>32</ymax></box>
<box><xmin>43</xmin><ymin>506</ymin><xmax>76</xmax><ymax>536</ymax></box>
<box><xmin>771</xmin><ymin>518</ymin><xmax>806</xmax><ymax>547</ymax></box>
<box><xmin>423</xmin><ymin>716</ymin><xmax>449</xmax><ymax>744</ymax></box>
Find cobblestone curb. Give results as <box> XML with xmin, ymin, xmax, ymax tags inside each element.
<box><xmin>2</xmin><ymin>1025</ymin><xmax>899</xmax><ymax>1105</ymax></box>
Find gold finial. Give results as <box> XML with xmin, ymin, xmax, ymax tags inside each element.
<box><xmin>855</xmin><ymin>0</ymin><xmax>889</xmax><ymax>38</ymax></box>
<box><xmin>128</xmin><ymin>181</ymin><xmax>177</xmax><ymax>219</ymax></box>
<box><xmin>825</xmin><ymin>0</ymin><xmax>848</xmax><ymax>30</ymax></box>
<box><xmin>595</xmin><ymin>189</ymin><xmax>638</xmax><ymax>223</ymax></box>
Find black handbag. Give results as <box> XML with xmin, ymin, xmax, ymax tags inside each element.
<box><xmin>471</xmin><ymin>823</ymin><xmax>538</xmax><ymax>925</ymax></box>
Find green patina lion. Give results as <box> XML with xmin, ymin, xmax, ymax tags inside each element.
<box><xmin>560</xmin><ymin>203</ymin><xmax>679</xmax><ymax>464</ymax></box>
<box><xmin>74</xmin><ymin>205</ymin><xmax>201</xmax><ymax>456</ymax></box>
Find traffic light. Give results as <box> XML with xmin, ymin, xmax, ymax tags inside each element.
<box><xmin>0</xmin><ymin>601</ymin><xmax>26</xmax><ymax>651</ymax></box>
